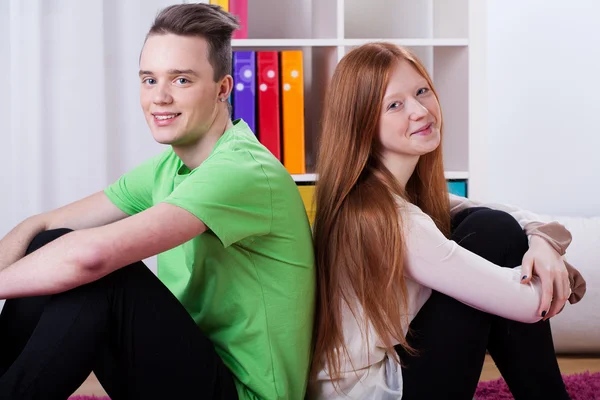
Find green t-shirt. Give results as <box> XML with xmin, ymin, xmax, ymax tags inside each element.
<box><xmin>104</xmin><ymin>120</ymin><xmax>315</xmax><ymax>400</ymax></box>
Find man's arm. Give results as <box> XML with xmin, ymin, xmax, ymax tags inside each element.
<box><xmin>0</xmin><ymin>202</ymin><xmax>206</xmax><ymax>299</ymax></box>
<box><xmin>0</xmin><ymin>191</ymin><xmax>128</xmax><ymax>273</ymax></box>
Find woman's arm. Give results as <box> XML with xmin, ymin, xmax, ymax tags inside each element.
<box><xmin>402</xmin><ymin>204</ymin><xmax>545</xmax><ymax>323</ymax></box>
<box><xmin>448</xmin><ymin>194</ymin><xmax>585</xmax><ymax>310</ymax></box>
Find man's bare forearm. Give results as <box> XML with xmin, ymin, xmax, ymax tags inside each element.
<box><xmin>0</xmin><ymin>192</ymin><xmax>128</xmax><ymax>276</ymax></box>
<box><xmin>0</xmin><ymin>216</ymin><xmax>48</xmax><ymax>272</ymax></box>
<box><xmin>0</xmin><ymin>229</ymin><xmax>105</xmax><ymax>299</ymax></box>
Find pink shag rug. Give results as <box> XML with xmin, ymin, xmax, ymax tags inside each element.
<box><xmin>475</xmin><ymin>371</ymin><xmax>600</xmax><ymax>399</ymax></box>
<box><xmin>69</xmin><ymin>372</ymin><xmax>600</xmax><ymax>400</ymax></box>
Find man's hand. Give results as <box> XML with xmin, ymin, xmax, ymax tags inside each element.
<box><xmin>0</xmin><ymin>191</ymin><xmax>128</xmax><ymax>274</ymax></box>
<box><xmin>520</xmin><ymin>236</ymin><xmax>571</xmax><ymax>320</ymax></box>
<box><xmin>0</xmin><ymin>216</ymin><xmax>47</xmax><ymax>272</ymax></box>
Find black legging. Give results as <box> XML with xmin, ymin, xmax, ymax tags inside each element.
<box><xmin>396</xmin><ymin>208</ymin><xmax>570</xmax><ymax>400</ymax></box>
<box><xmin>0</xmin><ymin>229</ymin><xmax>238</xmax><ymax>400</ymax></box>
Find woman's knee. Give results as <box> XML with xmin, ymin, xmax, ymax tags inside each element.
<box><xmin>454</xmin><ymin>208</ymin><xmax>524</xmax><ymax>238</ymax></box>
<box><xmin>26</xmin><ymin>228</ymin><xmax>74</xmax><ymax>255</ymax></box>
<box><xmin>451</xmin><ymin>208</ymin><xmax>529</xmax><ymax>265</ymax></box>
<box><xmin>451</xmin><ymin>206</ymin><xmax>491</xmax><ymax>230</ymax></box>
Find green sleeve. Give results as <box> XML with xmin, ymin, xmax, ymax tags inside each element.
<box><xmin>163</xmin><ymin>150</ymin><xmax>272</xmax><ymax>247</ymax></box>
<box><xmin>104</xmin><ymin>153</ymin><xmax>162</xmax><ymax>215</ymax></box>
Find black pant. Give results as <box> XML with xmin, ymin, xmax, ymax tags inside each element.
<box><xmin>396</xmin><ymin>208</ymin><xmax>570</xmax><ymax>400</ymax></box>
<box><xmin>0</xmin><ymin>229</ymin><xmax>238</xmax><ymax>400</ymax></box>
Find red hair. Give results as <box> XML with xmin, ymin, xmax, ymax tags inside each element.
<box><xmin>311</xmin><ymin>43</ymin><xmax>451</xmax><ymax>383</ymax></box>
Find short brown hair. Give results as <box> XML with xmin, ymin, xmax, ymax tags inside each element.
<box><xmin>147</xmin><ymin>3</ymin><xmax>240</xmax><ymax>81</ymax></box>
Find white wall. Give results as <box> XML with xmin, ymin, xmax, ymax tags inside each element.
<box><xmin>0</xmin><ymin>0</ymin><xmax>181</xmax><ymax>311</ymax></box>
<box><xmin>0</xmin><ymin>1</ymin><xmax>178</xmax><ymax>282</ymax></box>
<box><xmin>485</xmin><ymin>0</ymin><xmax>600</xmax><ymax>217</ymax></box>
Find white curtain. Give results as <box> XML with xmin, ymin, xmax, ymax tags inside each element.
<box><xmin>0</xmin><ymin>0</ymin><xmax>185</xmax><ymax>238</ymax></box>
<box><xmin>0</xmin><ymin>1</ymin><xmax>192</xmax><ymax>307</ymax></box>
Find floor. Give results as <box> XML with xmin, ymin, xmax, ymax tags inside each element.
<box><xmin>72</xmin><ymin>355</ymin><xmax>600</xmax><ymax>397</ymax></box>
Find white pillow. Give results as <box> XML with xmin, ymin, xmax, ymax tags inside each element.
<box><xmin>544</xmin><ymin>215</ymin><xmax>600</xmax><ymax>353</ymax></box>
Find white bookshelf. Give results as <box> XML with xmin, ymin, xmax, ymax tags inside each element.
<box><xmin>293</xmin><ymin>174</ymin><xmax>319</xmax><ymax>184</ymax></box>
<box><xmin>232</xmin><ymin>0</ymin><xmax>474</xmax><ymax>190</ymax></box>
<box><xmin>232</xmin><ymin>39</ymin><xmax>340</xmax><ymax>47</ymax></box>
<box><xmin>232</xmin><ymin>39</ymin><xmax>468</xmax><ymax>47</ymax></box>
<box><xmin>292</xmin><ymin>171</ymin><xmax>469</xmax><ymax>184</ymax></box>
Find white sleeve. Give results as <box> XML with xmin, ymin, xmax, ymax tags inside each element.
<box><xmin>403</xmin><ymin>205</ymin><xmax>543</xmax><ymax>324</ymax></box>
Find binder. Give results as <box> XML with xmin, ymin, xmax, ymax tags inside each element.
<box><xmin>447</xmin><ymin>180</ymin><xmax>468</xmax><ymax>197</ymax></box>
<box><xmin>298</xmin><ymin>185</ymin><xmax>316</xmax><ymax>225</ymax></box>
<box><xmin>280</xmin><ymin>50</ymin><xmax>306</xmax><ymax>174</ymax></box>
<box><xmin>232</xmin><ymin>51</ymin><xmax>256</xmax><ymax>133</ymax></box>
<box><xmin>209</xmin><ymin>0</ymin><xmax>229</xmax><ymax>12</ymax></box>
<box><xmin>230</xmin><ymin>0</ymin><xmax>248</xmax><ymax>39</ymax></box>
<box><xmin>257</xmin><ymin>51</ymin><xmax>281</xmax><ymax>160</ymax></box>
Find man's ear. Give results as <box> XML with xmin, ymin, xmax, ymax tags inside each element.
<box><xmin>218</xmin><ymin>75</ymin><xmax>233</xmax><ymax>102</ymax></box>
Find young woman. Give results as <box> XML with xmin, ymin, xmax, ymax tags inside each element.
<box><xmin>310</xmin><ymin>42</ymin><xmax>584</xmax><ymax>400</ymax></box>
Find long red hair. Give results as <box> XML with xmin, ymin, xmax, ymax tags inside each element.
<box><xmin>311</xmin><ymin>43</ymin><xmax>451</xmax><ymax>382</ymax></box>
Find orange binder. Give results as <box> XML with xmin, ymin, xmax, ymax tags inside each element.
<box><xmin>280</xmin><ymin>51</ymin><xmax>306</xmax><ymax>174</ymax></box>
<box><xmin>210</xmin><ymin>0</ymin><xmax>229</xmax><ymax>12</ymax></box>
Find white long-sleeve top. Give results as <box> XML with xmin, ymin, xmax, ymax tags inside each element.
<box><xmin>311</xmin><ymin>194</ymin><xmax>546</xmax><ymax>400</ymax></box>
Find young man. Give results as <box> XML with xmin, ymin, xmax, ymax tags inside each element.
<box><xmin>0</xmin><ymin>4</ymin><xmax>315</xmax><ymax>400</ymax></box>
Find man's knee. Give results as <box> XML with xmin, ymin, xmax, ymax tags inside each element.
<box><xmin>26</xmin><ymin>228</ymin><xmax>74</xmax><ymax>255</ymax></box>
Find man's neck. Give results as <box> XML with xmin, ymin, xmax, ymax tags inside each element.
<box><xmin>172</xmin><ymin>109</ymin><xmax>233</xmax><ymax>170</ymax></box>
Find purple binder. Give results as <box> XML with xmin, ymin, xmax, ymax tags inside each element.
<box><xmin>233</xmin><ymin>51</ymin><xmax>256</xmax><ymax>133</ymax></box>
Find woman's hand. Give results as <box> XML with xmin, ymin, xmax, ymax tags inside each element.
<box><xmin>520</xmin><ymin>236</ymin><xmax>571</xmax><ymax>320</ymax></box>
